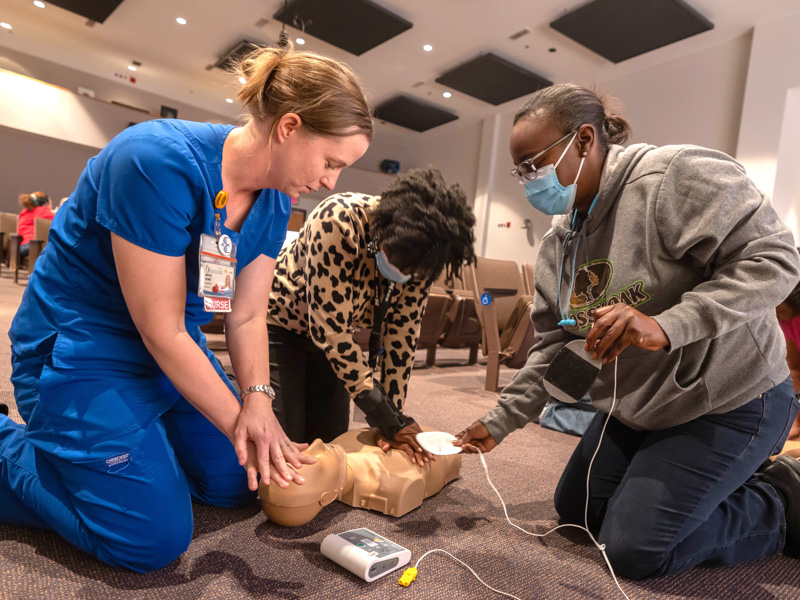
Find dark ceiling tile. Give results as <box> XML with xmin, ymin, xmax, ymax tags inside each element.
<box><xmin>550</xmin><ymin>0</ymin><xmax>713</xmax><ymax>63</ymax></box>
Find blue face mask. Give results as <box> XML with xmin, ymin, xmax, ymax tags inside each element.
<box><xmin>523</xmin><ymin>131</ymin><xmax>585</xmax><ymax>216</ymax></box>
<box><xmin>376</xmin><ymin>250</ymin><xmax>411</xmax><ymax>283</ymax></box>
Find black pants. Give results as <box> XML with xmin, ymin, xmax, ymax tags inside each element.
<box><xmin>268</xmin><ymin>325</ymin><xmax>351</xmax><ymax>444</ymax></box>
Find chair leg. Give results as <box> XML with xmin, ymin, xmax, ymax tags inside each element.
<box><xmin>485</xmin><ymin>352</ymin><xmax>500</xmax><ymax>392</ymax></box>
<box><xmin>468</xmin><ymin>345</ymin><xmax>478</xmax><ymax>365</ymax></box>
<box><xmin>425</xmin><ymin>346</ymin><xmax>437</xmax><ymax>368</ymax></box>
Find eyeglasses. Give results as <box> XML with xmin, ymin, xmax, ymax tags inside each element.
<box><xmin>510</xmin><ymin>130</ymin><xmax>576</xmax><ymax>184</ymax></box>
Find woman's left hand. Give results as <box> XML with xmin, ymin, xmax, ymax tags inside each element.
<box><xmin>234</xmin><ymin>394</ymin><xmax>315</xmax><ymax>491</ymax></box>
<box><xmin>376</xmin><ymin>421</ymin><xmax>434</xmax><ymax>467</ymax></box>
<box><xmin>584</xmin><ymin>304</ymin><xmax>669</xmax><ymax>363</ymax></box>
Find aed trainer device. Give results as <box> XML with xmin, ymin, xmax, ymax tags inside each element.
<box><xmin>320</xmin><ymin>528</ymin><xmax>411</xmax><ymax>582</ymax></box>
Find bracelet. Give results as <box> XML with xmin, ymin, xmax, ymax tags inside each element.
<box><xmin>240</xmin><ymin>384</ymin><xmax>276</xmax><ymax>401</ymax></box>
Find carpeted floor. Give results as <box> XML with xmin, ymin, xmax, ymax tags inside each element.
<box><xmin>1</xmin><ymin>268</ymin><xmax>799</xmax><ymax>599</ymax></box>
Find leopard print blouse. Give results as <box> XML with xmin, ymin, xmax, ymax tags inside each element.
<box><xmin>267</xmin><ymin>193</ymin><xmax>429</xmax><ymax>409</ymax></box>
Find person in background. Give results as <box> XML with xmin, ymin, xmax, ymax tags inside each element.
<box><xmin>53</xmin><ymin>197</ymin><xmax>70</xmax><ymax>213</ymax></box>
<box><xmin>17</xmin><ymin>191</ymin><xmax>54</xmax><ymax>258</ymax></box>
<box><xmin>455</xmin><ymin>83</ymin><xmax>800</xmax><ymax>579</ymax></box>
<box><xmin>777</xmin><ymin>276</ymin><xmax>800</xmax><ymax>440</ymax></box>
<box><xmin>0</xmin><ymin>44</ymin><xmax>373</xmax><ymax>572</ymax></box>
<box><xmin>268</xmin><ymin>167</ymin><xmax>476</xmax><ymax>466</ymax></box>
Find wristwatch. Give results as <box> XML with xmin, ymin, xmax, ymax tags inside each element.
<box><xmin>240</xmin><ymin>384</ymin><xmax>276</xmax><ymax>401</ymax></box>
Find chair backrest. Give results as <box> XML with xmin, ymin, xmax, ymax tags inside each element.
<box><xmin>0</xmin><ymin>212</ymin><xmax>17</xmax><ymax>254</ymax></box>
<box><xmin>432</xmin><ymin>270</ymin><xmax>468</xmax><ymax>292</ymax></box>
<box><xmin>34</xmin><ymin>218</ymin><xmax>52</xmax><ymax>244</ymax></box>
<box><xmin>469</xmin><ymin>257</ymin><xmax>526</xmax><ymax>332</ymax></box>
<box><xmin>522</xmin><ymin>263</ymin><xmax>535</xmax><ymax>295</ymax></box>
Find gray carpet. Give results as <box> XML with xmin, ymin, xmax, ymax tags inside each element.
<box><xmin>1</xmin><ymin>269</ymin><xmax>799</xmax><ymax>599</ymax></box>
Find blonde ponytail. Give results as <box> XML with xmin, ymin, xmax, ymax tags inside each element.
<box><xmin>234</xmin><ymin>44</ymin><xmax>373</xmax><ymax>141</ymax></box>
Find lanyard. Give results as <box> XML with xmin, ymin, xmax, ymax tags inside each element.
<box><xmin>367</xmin><ymin>241</ymin><xmax>396</xmax><ymax>370</ymax></box>
<box><xmin>214</xmin><ymin>191</ymin><xmax>228</xmax><ymax>240</ymax></box>
<box><xmin>556</xmin><ymin>194</ymin><xmax>599</xmax><ymax>328</ymax></box>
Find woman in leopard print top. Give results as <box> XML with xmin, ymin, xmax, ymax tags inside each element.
<box><xmin>268</xmin><ymin>168</ymin><xmax>475</xmax><ymax>465</ymax></box>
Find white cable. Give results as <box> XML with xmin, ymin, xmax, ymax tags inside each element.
<box><xmin>474</xmin><ymin>359</ymin><xmax>631</xmax><ymax>600</ymax></box>
<box><xmin>413</xmin><ymin>549</ymin><xmax>524</xmax><ymax>600</ymax></box>
<box><xmin>411</xmin><ymin>361</ymin><xmax>631</xmax><ymax>600</ymax></box>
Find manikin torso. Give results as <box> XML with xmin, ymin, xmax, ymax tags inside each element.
<box><xmin>260</xmin><ymin>428</ymin><xmax>462</xmax><ymax>526</ymax></box>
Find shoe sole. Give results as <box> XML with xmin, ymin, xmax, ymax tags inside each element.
<box><xmin>765</xmin><ymin>456</ymin><xmax>800</xmax><ymax>558</ymax></box>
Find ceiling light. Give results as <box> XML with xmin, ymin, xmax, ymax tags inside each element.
<box><xmin>226</xmin><ymin>98</ymin><xmax>234</xmax><ymax>104</ymax></box>
<box><xmin>128</xmin><ymin>65</ymin><xmax>137</xmax><ymax>72</ymax></box>
<box><xmin>296</xmin><ymin>37</ymin><xmax>305</xmax><ymax>45</ymax></box>
<box><xmin>176</xmin><ymin>17</ymin><xmax>187</xmax><ymax>25</ymax></box>
<box><xmin>238</xmin><ymin>76</ymin><xmax>246</xmax><ymax>84</ymax></box>
<box><xmin>1</xmin><ymin>22</ymin><xmax>12</xmax><ymax>30</ymax></box>
<box><xmin>443</xmin><ymin>91</ymin><xmax>452</xmax><ymax>98</ymax></box>
<box><xmin>33</xmin><ymin>1</ymin><xmax>46</xmax><ymax>8</ymax></box>
<box><xmin>423</xmin><ymin>44</ymin><xmax>433</xmax><ymax>52</ymax></box>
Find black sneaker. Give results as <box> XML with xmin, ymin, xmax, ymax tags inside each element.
<box><xmin>0</xmin><ymin>403</ymin><xmax>8</xmax><ymax>416</ymax></box>
<box><xmin>761</xmin><ymin>455</ymin><xmax>800</xmax><ymax>558</ymax></box>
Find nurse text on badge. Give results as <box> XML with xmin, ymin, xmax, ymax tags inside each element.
<box><xmin>199</xmin><ymin>234</ymin><xmax>237</xmax><ymax>312</ymax></box>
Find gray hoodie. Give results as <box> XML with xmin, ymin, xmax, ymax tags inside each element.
<box><xmin>481</xmin><ymin>143</ymin><xmax>800</xmax><ymax>442</ymax></box>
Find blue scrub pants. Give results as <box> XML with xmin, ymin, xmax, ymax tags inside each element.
<box><xmin>0</xmin><ymin>348</ymin><xmax>254</xmax><ymax>572</ymax></box>
<box><xmin>554</xmin><ymin>378</ymin><xmax>798</xmax><ymax>580</ymax></box>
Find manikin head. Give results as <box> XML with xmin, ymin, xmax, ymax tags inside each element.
<box><xmin>259</xmin><ymin>429</ymin><xmax>462</xmax><ymax>526</ymax></box>
<box><xmin>260</xmin><ymin>439</ymin><xmax>346</xmax><ymax>527</ymax></box>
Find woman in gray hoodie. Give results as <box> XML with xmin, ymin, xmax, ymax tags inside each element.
<box><xmin>456</xmin><ymin>83</ymin><xmax>800</xmax><ymax>579</ymax></box>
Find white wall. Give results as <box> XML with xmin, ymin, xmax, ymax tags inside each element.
<box><xmin>737</xmin><ymin>11</ymin><xmax>800</xmax><ymax>240</ymax></box>
<box><xmin>0</xmin><ymin>46</ymin><xmax>236</xmax><ymax>126</ymax></box>
<box><xmin>597</xmin><ymin>32</ymin><xmax>752</xmax><ymax>156</ymax></box>
<box><xmin>772</xmin><ymin>87</ymin><xmax>800</xmax><ymax>242</ymax></box>
<box><xmin>402</xmin><ymin>121</ymin><xmax>483</xmax><ymax>204</ymax></box>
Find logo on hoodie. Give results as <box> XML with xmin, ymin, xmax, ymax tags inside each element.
<box><xmin>567</xmin><ymin>259</ymin><xmax>650</xmax><ymax>330</ymax></box>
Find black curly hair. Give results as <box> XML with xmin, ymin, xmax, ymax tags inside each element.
<box><xmin>369</xmin><ymin>167</ymin><xmax>476</xmax><ymax>286</ymax></box>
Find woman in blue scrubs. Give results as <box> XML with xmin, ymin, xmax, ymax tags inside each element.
<box><xmin>0</xmin><ymin>45</ymin><xmax>373</xmax><ymax>572</ymax></box>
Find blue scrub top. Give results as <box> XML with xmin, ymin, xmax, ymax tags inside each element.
<box><xmin>9</xmin><ymin>119</ymin><xmax>291</xmax><ymax>375</ymax></box>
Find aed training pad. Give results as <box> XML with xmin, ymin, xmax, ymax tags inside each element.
<box><xmin>543</xmin><ymin>339</ymin><xmax>602</xmax><ymax>404</ymax></box>
<box><xmin>416</xmin><ymin>432</ymin><xmax>462</xmax><ymax>456</ymax></box>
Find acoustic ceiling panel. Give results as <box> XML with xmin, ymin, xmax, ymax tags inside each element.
<box><xmin>274</xmin><ymin>0</ymin><xmax>412</xmax><ymax>56</ymax></box>
<box><xmin>374</xmin><ymin>95</ymin><xmax>458</xmax><ymax>133</ymax></box>
<box><xmin>46</xmin><ymin>0</ymin><xmax>125</xmax><ymax>23</ymax></box>
<box><xmin>435</xmin><ymin>54</ymin><xmax>552</xmax><ymax>106</ymax></box>
<box><xmin>215</xmin><ymin>40</ymin><xmax>267</xmax><ymax>72</ymax></box>
<box><xmin>550</xmin><ymin>0</ymin><xmax>713</xmax><ymax>63</ymax></box>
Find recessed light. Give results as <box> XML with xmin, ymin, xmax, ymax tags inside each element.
<box><xmin>238</xmin><ymin>76</ymin><xmax>246</xmax><ymax>84</ymax></box>
<box><xmin>33</xmin><ymin>1</ymin><xmax>46</xmax><ymax>8</ymax></box>
<box><xmin>176</xmin><ymin>17</ymin><xmax>187</xmax><ymax>25</ymax></box>
<box><xmin>226</xmin><ymin>98</ymin><xmax>234</xmax><ymax>104</ymax></box>
<box><xmin>296</xmin><ymin>37</ymin><xmax>305</xmax><ymax>45</ymax></box>
<box><xmin>443</xmin><ymin>91</ymin><xmax>452</xmax><ymax>98</ymax></box>
<box><xmin>128</xmin><ymin>65</ymin><xmax>137</xmax><ymax>72</ymax></box>
<box><xmin>1</xmin><ymin>22</ymin><xmax>12</xmax><ymax>30</ymax></box>
<box><xmin>423</xmin><ymin>44</ymin><xmax>433</xmax><ymax>52</ymax></box>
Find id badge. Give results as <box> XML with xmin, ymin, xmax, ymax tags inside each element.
<box><xmin>198</xmin><ymin>233</ymin><xmax>237</xmax><ymax>312</ymax></box>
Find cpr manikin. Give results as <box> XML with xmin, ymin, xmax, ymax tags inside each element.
<box><xmin>260</xmin><ymin>428</ymin><xmax>462</xmax><ymax>526</ymax></box>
